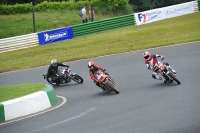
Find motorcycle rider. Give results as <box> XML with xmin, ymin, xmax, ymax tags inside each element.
<box><xmin>47</xmin><ymin>59</ymin><xmax>70</xmax><ymax>85</ymax></box>
<box><xmin>143</xmin><ymin>51</ymin><xmax>176</xmax><ymax>83</ymax></box>
<box><xmin>88</xmin><ymin>61</ymin><xmax>108</xmax><ymax>91</ymax></box>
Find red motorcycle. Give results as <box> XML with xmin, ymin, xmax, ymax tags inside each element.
<box><xmin>94</xmin><ymin>70</ymin><xmax>119</xmax><ymax>94</ymax></box>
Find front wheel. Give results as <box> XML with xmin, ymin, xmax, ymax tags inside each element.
<box><xmin>105</xmin><ymin>81</ymin><xmax>119</xmax><ymax>94</ymax></box>
<box><xmin>168</xmin><ymin>73</ymin><xmax>181</xmax><ymax>85</ymax></box>
<box><xmin>73</xmin><ymin>74</ymin><xmax>84</xmax><ymax>83</ymax></box>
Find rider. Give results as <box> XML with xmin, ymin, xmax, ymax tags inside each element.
<box><xmin>47</xmin><ymin>59</ymin><xmax>70</xmax><ymax>85</ymax></box>
<box><xmin>88</xmin><ymin>61</ymin><xmax>107</xmax><ymax>91</ymax></box>
<box><xmin>143</xmin><ymin>51</ymin><xmax>176</xmax><ymax>83</ymax></box>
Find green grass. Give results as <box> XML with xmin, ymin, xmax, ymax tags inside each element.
<box><xmin>0</xmin><ymin>12</ymin><xmax>200</xmax><ymax>73</ymax></box>
<box><xmin>0</xmin><ymin>84</ymin><xmax>46</xmax><ymax>102</ymax></box>
<box><xmin>0</xmin><ymin>10</ymin><xmax>116</xmax><ymax>39</ymax></box>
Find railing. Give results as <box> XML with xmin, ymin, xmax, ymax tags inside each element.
<box><xmin>0</xmin><ymin>33</ymin><xmax>39</xmax><ymax>53</ymax></box>
<box><xmin>198</xmin><ymin>0</ymin><xmax>200</xmax><ymax>11</ymax></box>
<box><xmin>72</xmin><ymin>14</ymin><xmax>135</xmax><ymax>37</ymax></box>
<box><xmin>194</xmin><ymin>0</ymin><xmax>199</xmax><ymax>11</ymax></box>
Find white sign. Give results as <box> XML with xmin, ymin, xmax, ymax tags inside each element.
<box><xmin>134</xmin><ymin>2</ymin><xmax>194</xmax><ymax>25</ymax></box>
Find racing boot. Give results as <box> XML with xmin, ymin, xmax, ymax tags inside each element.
<box><xmin>157</xmin><ymin>75</ymin><xmax>167</xmax><ymax>83</ymax></box>
<box><xmin>101</xmin><ymin>87</ymin><xmax>106</xmax><ymax>91</ymax></box>
<box><xmin>163</xmin><ymin>78</ymin><xmax>168</xmax><ymax>83</ymax></box>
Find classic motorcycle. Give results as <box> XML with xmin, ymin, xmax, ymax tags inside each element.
<box><xmin>153</xmin><ymin>59</ymin><xmax>181</xmax><ymax>85</ymax></box>
<box><xmin>94</xmin><ymin>70</ymin><xmax>119</xmax><ymax>94</ymax></box>
<box><xmin>43</xmin><ymin>67</ymin><xmax>83</xmax><ymax>86</ymax></box>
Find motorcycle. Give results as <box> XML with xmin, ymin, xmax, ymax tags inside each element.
<box><xmin>152</xmin><ymin>58</ymin><xmax>181</xmax><ymax>85</ymax></box>
<box><xmin>94</xmin><ymin>70</ymin><xmax>119</xmax><ymax>94</ymax></box>
<box><xmin>43</xmin><ymin>67</ymin><xmax>83</xmax><ymax>86</ymax></box>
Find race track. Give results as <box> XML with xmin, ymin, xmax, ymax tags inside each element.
<box><xmin>0</xmin><ymin>42</ymin><xmax>200</xmax><ymax>133</ymax></box>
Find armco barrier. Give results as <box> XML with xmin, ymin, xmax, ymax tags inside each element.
<box><xmin>72</xmin><ymin>14</ymin><xmax>135</xmax><ymax>37</ymax></box>
<box><xmin>194</xmin><ymin>0</ymin><xmax>199</xmax><ymax>11</ymax></box>
<box><xmin>0</xmin><ymin>85</ymin><xmax>57</xmax><ymax>123</ymax></box>
<box><xmin>0</xmin><ymin>33</ymin><xmax>39</xmax><ymax>53</ymax></box>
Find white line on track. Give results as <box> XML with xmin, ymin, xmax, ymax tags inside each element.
<box><xmin>28</xmin><ymin>108</ymin><xmax>96</xmax><ymax>133</ymax></box>
<box><xmin>0</xmin><ymin>95</ymin><xmax>67</xmax><ymax>126</ymax></box>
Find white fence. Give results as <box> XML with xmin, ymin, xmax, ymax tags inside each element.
<box><xmin>194</xmin><ymin>0</ymin><xmax>199</xmax><ymax>11</ymax></box>
<box><xmin>0</xmin><ymin>33</ymin><xmax>39</xmax><ymax>53</ymax></box>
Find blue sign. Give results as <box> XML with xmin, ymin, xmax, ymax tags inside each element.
<box><xmin>37</xmin><ymin>26</ymin><xmax>74</xmax><ymax>45</ymax></box>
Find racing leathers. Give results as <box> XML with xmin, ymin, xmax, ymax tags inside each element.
<box><xmin>89</xmin><ymin>65</ymin><xmax>107</xmax><ymax>90</ymax></box>
<box><xmin>47</xmin><ymin>63</ymin><xmax>69</xmax><ymax>84</ymax></box>
<box><xmin>145</xmin><ymin>54</ymin><xmax>176</xmax><ymax>82</ymax></box>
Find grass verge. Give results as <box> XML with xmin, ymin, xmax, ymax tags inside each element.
<box><xmin>0</xmin><ymin>84</ymin><xmax>46</xmax><ymax>102</ymax></box>
<box><xmin>0</xmin><ymin>10</ymin><xmax>116</xmax><ymax>39</ymax></box>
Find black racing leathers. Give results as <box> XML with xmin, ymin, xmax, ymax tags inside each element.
<box><xmin>47</xmin><ymin>63</ymin><xmax>69</xmax><ymax>83</ymax></box>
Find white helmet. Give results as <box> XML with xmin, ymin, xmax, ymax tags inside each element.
<box><xmin>51</xmin><ymin>59</ymin><xmax>58</xmax><ymax>67</ymax></box>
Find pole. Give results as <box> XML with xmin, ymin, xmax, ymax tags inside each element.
<box><xmin>32</xmin><ymin>1</ymin><xmax>36</xmax><ymax>33</ymax></box>
<box><xmin>91</xmin><ymin>5</ymin><xmax>94</xmax><ymax>22</ymax></box>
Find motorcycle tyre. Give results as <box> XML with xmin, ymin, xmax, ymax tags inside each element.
<box><xmin>73</xmin><ymin>74</ymin><xmax>84</xmax><ymax>83</ymax></box>
<box><xmin>47</xmin><ymin>77</ymin><xmax>59</xmax><ymax>86</ymax></box>
<box><xmin>105</xmin><ymin>81</ymin><xmax>119</xmax><ymax>94</ymax></box>
<box><xmin>168</xmin><ymin>73</ymin><xmax>181</xmax><ymax>85</ymax></box>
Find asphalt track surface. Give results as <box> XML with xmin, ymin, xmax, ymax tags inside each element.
<box><xmin>0</xmin><ymin>42</ymin><xmax>200</xmax><ymax>133</ymax></box>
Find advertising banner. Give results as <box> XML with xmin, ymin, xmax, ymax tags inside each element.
<box><xmin>37</xmin><ymin>26</ymin><xmax>74</xmax><ymax>45</ymax></box>
<box><xmin>134</xmin><ymin>2</ymin><xmax>194</xmax><ymax>25</ymax></box>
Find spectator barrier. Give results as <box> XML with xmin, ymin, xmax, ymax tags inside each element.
<box><xmin>0</xmin><ymin>33</ymin><xmax>39</xmax><ymax>53</ymax></box>
<box><xmin>37</xmin><ymin>26</ymin><xmax>74</xmax><ymax>45</ymax></box>
<box><xmin>134</xmin><ymin>1</ymin><xmax>198</xmax><ymax>25</ymax></box>
<box><xmin>198</xmin><ymin>0</ymin><xmax>200</xmax><ymax>11</ymax></box>
<box><xmin>72</xmin><ymin>14</ymin><xmax>135</xmax><ymax>37</ymax></box>
<box><xmin>0</xmin><ymin>1</ymin><xmax>199</xmax><ymax>53</ymax></box>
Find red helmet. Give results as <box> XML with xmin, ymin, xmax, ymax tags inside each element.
<box><xmin>88</xmin><ymin>61</ymin><xmax>94</xmax><ymax>69</ymax></box>
<box><xmin>143</xmin><ymin>51</ymin><xmax>151</xmax><ymax>60</ymax></box>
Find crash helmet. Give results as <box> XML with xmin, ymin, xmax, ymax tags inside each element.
<box><xmin>143</xmin><ymin>51</ymin><xmax>151</xmax><ymax>60</ymax></box>
<box><xmin>51</xmin><ymin>59</ymin><xmax>58</xmax><ymax>67</ymax></box>
<box><xmin>88</xmin><ymin>61</ymin><xmax>94</xmax><ymax>69</ymax></box>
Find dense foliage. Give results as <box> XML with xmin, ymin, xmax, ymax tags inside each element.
<box><xmin>0</xmin><ymin>0</ymin><xmax>194</xmax><ymax>13</ymax></box>
<box><xmin>129</xmin><ymin>0</ymin><xmax>193</xmax><ymax>12</ymax></box>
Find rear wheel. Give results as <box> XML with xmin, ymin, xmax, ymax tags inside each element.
<box><xmin>168</xmin><ymin>73</ymin><xmax>181</xmax><ymax>84</ymax></box>
<box><xmin>73</xmin><ymin>74</ymin><xmax>84</xmax><ymax>83</ymax></box>
<box><xmin>47</xmin><ymin>77</ymin><xmax>58</xmax><ymax>86</ymax></box>
<box><xmin>105</xmin><ymin>81</ymin><xmax>119</xmax><ymax>94</ymax></box>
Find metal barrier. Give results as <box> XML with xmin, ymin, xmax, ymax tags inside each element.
<box><xmin>194</xmin><ymin>0</ymin><xmax>199</xmax><ymax>11</ymax></box>
<box><xmin>198</xmin><ymin>0</ymin><xmax>200</xmax><ymax>11</ymax></box>
<box><xmin>72</xmin><ymin>14</ymin><xmax>135</xmax><ymax>37</ymax></box>
<box><xmin>0</xmin><ymin>33</ymin><xmax>39</xmax><ymax>53</ymax></box>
